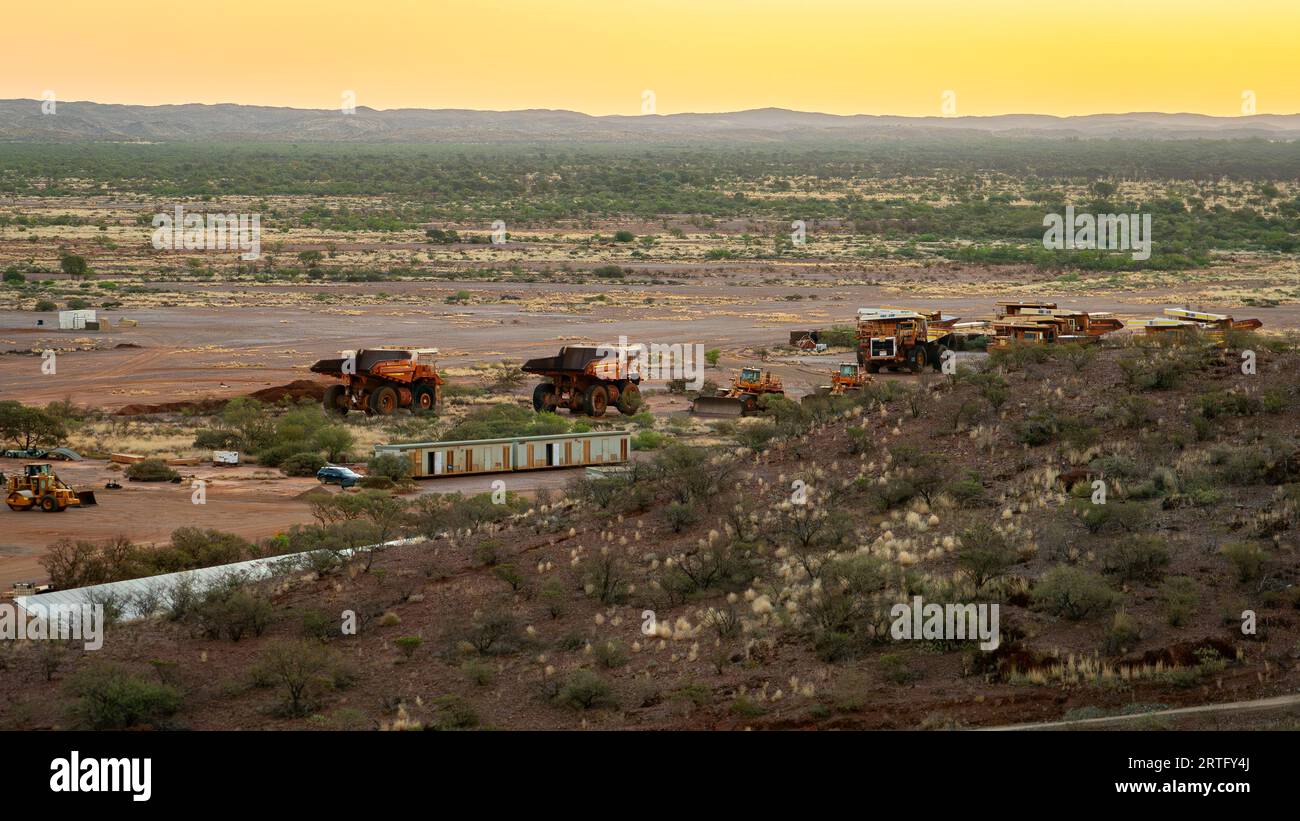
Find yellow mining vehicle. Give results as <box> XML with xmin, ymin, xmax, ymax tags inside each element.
<box><xmin>692</xmin><ymin>367</ymin><xmax>785</xmax><ymax>416</ymax></box>
<box><xmin>5</xmin><ymin>463</ymin><xmax>97</xmax><ymax>512</ymax></box>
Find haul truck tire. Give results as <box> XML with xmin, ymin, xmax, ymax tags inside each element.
<box><xmin>413</xmin><ymin>384</ymin><xmax>437</xmax><ymax>412</ymax></box>
<box><xmin>583</xmin><ymin>384</ymin><xmax>608</xmax><ymax>417</ymax></box>
<box><xmin>533</xmin><ymin>383</ymin><xmax>557</xmax><ymax>412</ymax></box>
<box><xmin>616</xmin><ymin>382</ymin><xmax>641</xmax><ymax>415</ymax></box>
<box><xmin>907</xmin><ymin>346</ymin><xmax>927</xmax><ymax>373</ymax></box>
<box><xmin>369</xmin><ymin>386</ymin><xmax>398</xmax><ymax>416</ymax></box>
<box><xmin>323</xmin><ymin>384</ymin><xmax>348</xmax><ymax>415</ymax></box>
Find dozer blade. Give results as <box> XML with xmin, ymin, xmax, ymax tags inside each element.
<box><xmin>691</xmin><ymin>396</ymin><xmax>747</xmax><ymax>417</ymax></box>
<box><xmin>76</xmin><ymin>491</ymin><xmax>97</xmax><ymax>506</ymax></box>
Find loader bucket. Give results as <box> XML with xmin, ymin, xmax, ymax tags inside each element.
<box><xmin>76</xmin><ymin>490</ymin><xmax>97</xmax><ymax>506</ymax></box>
<box><xmin>691</xmin><ymin>396</ymin><xmax>747</xmax><ymax>417</ymax></box>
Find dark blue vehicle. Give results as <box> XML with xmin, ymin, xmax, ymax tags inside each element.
<box><xmin>316</xmin><ymin>465</ymin><xmax>361</xmax><ymax>488</ymax></box>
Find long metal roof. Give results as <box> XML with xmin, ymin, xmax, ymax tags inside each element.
<box><xmin>375</xmin><ymin>429</ymin><xmax>629</xmax><ymax>452</ymax></box>
<box><xmin>14</xmin><ymin>537</ymin><xmax>422</xmax><ymax>621</ymax></box>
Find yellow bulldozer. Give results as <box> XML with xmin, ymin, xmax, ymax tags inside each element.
<box><xmin>4</xmin><ymin>464</ymin><xmax>97</xmax><ymax>512</ymax></box>
<box><xmin>692</xmin><ymin>367</ymin><xmax>785</xmax><ymax>416</ymax></box>
<box><xmin>818</xmin><ymin>362</ymin><xmax>872</xmax><ymax>395</ymax></box>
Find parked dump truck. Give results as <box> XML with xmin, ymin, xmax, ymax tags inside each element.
<box><xmin>692</xmin><ymin>367</ymin><xmax>784</xmax><ymax>416</ymax></box>
<box><xmin>523</xmin><ymin>345</ymin><xmax>642</xmax><ymax>417</ymax></box>
<box><xmin>991</xmin><ymin>303</ymin><xmax>1124</xmax><ymax>347</ymax></box>
<box><xmin>311</xmin><ymin>348</ymin><xmax>443</xmax><ymax>416</ymax></box>
<box><xmin>855</xmin><ymin>308</ymin><xmax>958</xmax><ymax>373</ymax></box>
<box><xmin>5</xmin><ymin>463</ymin><xmax>97</xmax><ymax>512</ymax></box>
<box><xmin>1129</xmin><ymin>308</ymin><xmax>1262</xmax><ymax>345</ymax></box>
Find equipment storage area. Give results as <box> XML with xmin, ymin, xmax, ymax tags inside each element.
<box><xmin>374</xmin><ymin>430</ymin><xmax>630</xmax><ymax>479</ymax></box>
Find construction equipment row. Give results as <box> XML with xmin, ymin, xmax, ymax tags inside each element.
<box><xmin>307</xmin><ymin>303</ymin><xmax>1263</xmax><ymax>421</ymax></box>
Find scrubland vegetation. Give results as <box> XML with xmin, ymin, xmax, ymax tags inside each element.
<box><xmin>5</xmin><ymin>331</ymin><xmax>1298</xmax><ymax>730</ymax></box>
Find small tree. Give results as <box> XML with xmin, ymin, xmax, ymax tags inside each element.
<box><xmin>956</xmin><ymin>522</ymin><xmax>1019</xmax><ymax>591</ymax></box>
<box><xmin>60</xmin><ymin>253</ymin><xmax>89</xmax><ymax>280</ymax></box>
<box><xmin>314</xmin><ymin>425</ymin><xmax>353</xmax><ymax>462</ymax></box>
<box><xmin>0</xmin><ymin>401</ymin><xmax>67</xmax><ymax>449</ymax></box>
<box><xmin>356</xmin><ymin>492</ymin><xmax>408</xmax><ymax>572</ymax></box>
<box><xmin>256</xmin><ymin>640</ymin><xmax>332</xmax><ymax>716</ymax></box>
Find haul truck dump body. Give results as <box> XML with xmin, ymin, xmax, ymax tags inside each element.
<box><xmin>312</xmin><ymin>348</ymin><xmax>443</xmax><ymax>416</ymax></box>
<box><xmin>523</xmin><ymin>346</ymin><xmax>642</xmax><ymax>417</ymax></box>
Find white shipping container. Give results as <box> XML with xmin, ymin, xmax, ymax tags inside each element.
<box><xmin>58</xmin><ymin>310</ymin><xmax>97</xmax><ymax>330</ymax></box>
<box><xmin>212</xmin><ymin>450</ymin><xmax>240</xmax><ymax>465</ymax></box>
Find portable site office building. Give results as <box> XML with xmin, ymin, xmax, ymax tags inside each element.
<box><xmin>374</xmin><ymin>430</ymin><xmax>630</xmax><ymax>479</ymax></box>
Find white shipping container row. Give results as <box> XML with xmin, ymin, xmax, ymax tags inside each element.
<box><xmin>376</xmin><ymin>431</ymin><xmax>631</xmax><ymax>479</ymax></box>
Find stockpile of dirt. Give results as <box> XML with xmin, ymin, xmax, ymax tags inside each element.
<box><xmin>115</xmin><ymin>380</ymin><xmax>327</xmax><ymax>416</ymax></box>
<box><xmin>248</xmin><ymin>380</ymin><xmax>326</xmax><ymax>404</ymax></box>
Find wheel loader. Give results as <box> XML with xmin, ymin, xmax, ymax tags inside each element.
<box><xmin>5</xmin><ymin>463</ymin><xmax>97</xmax><ymax>512</ymax></box>
<box><xmin>692</xmin><ymin>367</ymin><xmax>784</xmax><ymax>416</ymax></box>
<box><xmin>523</xmin><ymin>345</ymin><xmax>643</xmax><ymax>418</ymax></box>
<box><xmin>311</xmin><ymin>348</ymin><xmax>443</xmax><ymax>416</ymax></box>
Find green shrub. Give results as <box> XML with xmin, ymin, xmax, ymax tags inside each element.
<box><xmin>367</xmin><ymin>452</ymin><xmax>411</xmax><ymax>482</ymax></box>
<box><xmin>125</xmin><ymin>459</ymin><xmax>179</xmax><ymax>482</ymax></box>
<box><xmin>1159</xmin><ymin>576</ymin><xmax>1199</xmax><ymax>627</ymax></box>
<box><xmin>34</xmin><ymin>299</ymin><xmax>57</xmax><ymax>311</ymax></box>
<box><xmin>554</xmin><ymin>670</ymin><xmax>617</xmax><ymax>710</ymax></box>
<box><xmin>393</xmin><ymin>636</ymin><xmax>423</xmax><ymax>658</ymax></box>
<box><xmin>255</xmin><ymin>440</ymin><xmax>312</xmax><ymax>467</ymax></box>
<box><xmin>193</xmin><ymin>428</ymin><xmax>241</xmax><ymax>449</ymax></box>
<box><xmin>193</xmin><ymin>588</ymin><xmax>273</xmax><ymax>641</ymax></box>
<box><xmin>1073</xmin><ymin>499</ymin><xmax>1147</xmax><ymax>534</ymax></box>
<box><xmin>947</xmin><ymin>473</ymin><xmax>986</xmax><ymax>507</ymax></box>
<box><xmin>461</xmin><ymin>658</ymin><xmax>496</xmax><ymax>686</ymax></box>
<box><xmin>1101</xmin><ymin>611</ymin><xmax>1142</xmax><ymax>656</ymax></box>
<box><xmin>595</xmin><ymin>639</ymin><xmax>628</xmax><ymax>669</ymax></box>
<box><xmin>1221</xmin><ymin>541</ymin><xmax>1267</xmax><ymax>583</ymax></box>
<box><xmin>1032</xmin><ymin>566</ymin><xmax>1118</xmax><ymax>620</ymax></box>
<box><xmin>254</xmin><ymin>640</ymin><xmax>335</xmax><ymax>717</ymax></box>
<box><xmin>631</xmin><ymin>429</ymin><xmax>664</xmax><ymax>450</ymax></box>
<box><xmin>956</xmin><ymin>521</ymin><xmax>1019</xmax><ymax>590</ymax></box>
<box><xmin>663</xmin><ymin>500</ymin><xmax>699</xmax><ymax>533</ymax></box>
<box><xmin>281</xmin><ymin>452</ymin><xmax>326</xmax><ymax>477</ymax></box>
<box><xmin>66</xmin><ymin>664</ymin><xmax>182</xmax><ymax>729</ymax></box>
<box><xmin>1100</xmin><ymin>536</ymin><xmax>1170</xmax><ymax>583</ymax></box>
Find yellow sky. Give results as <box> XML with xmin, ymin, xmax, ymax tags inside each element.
<box><xmin>4</xmin><ymin>0</ymin><xmax>1297</xmax><ymax>116</ymax></box>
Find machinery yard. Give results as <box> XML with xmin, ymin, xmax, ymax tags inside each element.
<box><xmin>2</xmin><ymin>131</ymin><xmax>1300</xmax><ymax>739</ymax></box>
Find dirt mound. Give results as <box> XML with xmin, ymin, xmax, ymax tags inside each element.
<box><xmin>114</xmin><ymin>380</ymin><xmax>328</xmax><ymax>416</ymax></box>
<box><xmin>248</xmin><ymin>380</ymin><xmax>326</xmax><ymax>404</ymax></box>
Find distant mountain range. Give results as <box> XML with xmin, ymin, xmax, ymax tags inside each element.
<box><xmin>3</xmin><ymin>100</ymin><xmax>1300</xmax><ymax>142</ymax></box>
